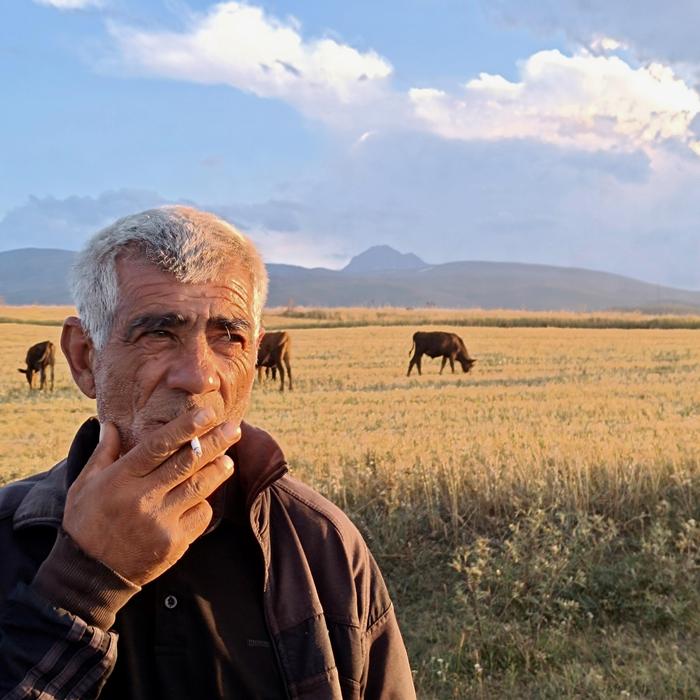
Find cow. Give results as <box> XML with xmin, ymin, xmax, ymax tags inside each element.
<box><xmin>257</xmin><ymin>331</ymin><xmax>292</xmax><ymax>391</ymax></box>
<box><xmin>407</xmin><ymin>331</ymin><xmax>476</xmax><ymax>377</ymax></box>
<box><xmin>18</xmin><ymin>340</ymin><xmax>55</xmax><ymax>391</ymax></box>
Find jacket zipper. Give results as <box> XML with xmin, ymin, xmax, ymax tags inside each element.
<box><xmin>249</xmin><ymin>468</ymin><xmax>293</xmax><ymax>700</ymax></box>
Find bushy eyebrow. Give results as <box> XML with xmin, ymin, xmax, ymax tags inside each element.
<box><xmin>125</xmin><ymin>313</ymin><xmax>251</xmax><ymax>341</ymax></box>
<box><xmin>209</xmin><ymin>316</ymin><xmax>252</xmax><ymax>337</ymax></box>
<box><xmin>125</xmin><ymin>313</ymin><xmax>187</xmax><ymax>340</ymax></box>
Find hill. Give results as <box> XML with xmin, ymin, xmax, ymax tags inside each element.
<box><xmin>1</xmin><ymin>246</ymin><xmax>700</xmax><ymax>312</ymax></box>
<box><xmin>0</xmin><ymin>248</ymin><xmax>77</xmax><ymax>305</ymax></box>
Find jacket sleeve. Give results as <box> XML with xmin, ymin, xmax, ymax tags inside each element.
<box><xmin>360</xmin><ymin>549</ymin><xmax>416</xmax><ymax>700</ymax></box>
<box><xmin>362</xmin><ymin>603</ymin><xmax>416</xmax><ymax>699</ymax></box>
<box><xmin>0</xmin><ymin>530</ymin><xmax>140</xmax><ymax>700</ymax></box>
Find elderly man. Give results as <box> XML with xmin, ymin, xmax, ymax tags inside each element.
<box><xmin>0</xmin><ymin>207</ymin><xmax>415</xmax><ymax>699</ymax></box>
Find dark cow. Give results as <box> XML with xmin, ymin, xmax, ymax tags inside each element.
<box><xmin>18</xmin><ymin>340</ymin><xmax>55</xmax><ymax>391</ymax></box>
<box><xmin>407</xmin><ymin>331</ymin><xmax>476</xmax><ymax>376</ymax></box>
<box><xmin>257</xmin><ymin>331</ymin><xmax>292</xmax><ymax>391</ymax></box>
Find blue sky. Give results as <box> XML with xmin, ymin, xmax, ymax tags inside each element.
<box><xmin>2</xmin><ymin>0</ymin><xmax>700</xmax><ymax>288</ymax></box>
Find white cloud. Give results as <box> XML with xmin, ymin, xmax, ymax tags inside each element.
<box><xmin>106</xmin><ymin>2</ymin><xmax>700</xmax><ymax>158</ymax></box>
<box><xmin>108</xmin><ymin>2</ymin><xmax>393</xmax><ymax>123</ymax></box>
<box><xmin>409</xmin><ymin>50</ymin><xmax>700</xmax><ymax>153</ymax></box>
<box><xmin>34</xmin><ymin>0</ymin><xmax>101</xmax><ymax>9</ymax></box>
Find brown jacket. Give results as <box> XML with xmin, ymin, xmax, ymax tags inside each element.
<box><xmin>0</xmin><ymin>420</ymin><xmax>416</xmax><ymax>699</ymax></box>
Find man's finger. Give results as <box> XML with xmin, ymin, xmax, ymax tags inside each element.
<box><xmin>164</xmin><ymin>455</ymin><xmax>234</xmax><ymax>510</ymax></box>
<box><xmin>179</xmin><ymin>500</ymin><xmax>215</xmax><ymax>542</ymax></box>
<box><xmin>81</xmin><ymin>421</ymin><xmax>121</xmax><ymax>474</ymax></box>
<box><xmin>151</xmin><ymin>420</ymin><xmax>241</xmax><ymax>488</ymax></box>
<box><xmin>123</xmin><ymin>407</ymin><xmax>216</xmax><ymax>477</ymax></box>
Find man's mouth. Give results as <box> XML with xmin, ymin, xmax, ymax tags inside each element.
<box><xmin>146</xmin><ymin>408</ymin><xmax>214</xmax><ymax>428</ymax></box>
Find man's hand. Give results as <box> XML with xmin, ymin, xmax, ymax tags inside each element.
<box><xmin>62</xmin><ymin>407</ymin><xmax>240</xmax><ymax>586</ymax></box>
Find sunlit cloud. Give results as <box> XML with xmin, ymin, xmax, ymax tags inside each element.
<box><xmin>409</xmin><ymin>50</ymin><xmax>700</xmax><ymax>153</ymax></box>
<box><xmin>108</xmin><ymin>1</ymin><xmax>393</xmax><ymax>124</ymax></box>
<box><xmin>108</xmin><ymin>4</ymin><xmax>700</xmax><ymax>156</ymax></box>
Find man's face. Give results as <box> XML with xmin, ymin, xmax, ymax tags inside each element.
<box><xmin>92</xmin><ymin>256</ymin><xmax>259</xmax><ymax>451</ymax></box>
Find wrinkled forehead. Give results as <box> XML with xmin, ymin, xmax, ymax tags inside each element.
<box><xmin>116</xmin><ymin>243</ymin><xmax>253</xmax><ymax>286</ymax></box>
<box><xmin>113</xmin><ymin>254</ymin><xmax>255</xmax><ymax>320</ymax></box>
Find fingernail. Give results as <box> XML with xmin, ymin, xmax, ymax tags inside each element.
<box><xmin>221</xmin><ymin>421</ymin><xmax>240</xmax><ymax>440</ymax></box>
<box><xmin>223</xmin><ymin>456</ymin><xmax>234</xmax><ymax>472</ymax></box>
<box><xmin>194</xmin><ymin>407</ymin><xmax>214</xmax><ymax>427</ymax></box>
<box><xmin>99</xmin><ymin>422</ymin><xmax>105</xmax><ymax>441</ymax></box>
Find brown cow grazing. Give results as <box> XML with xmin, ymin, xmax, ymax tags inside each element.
<box><xmin>407</xmin><ymin>331</ymin><xmax>476</xmax><ymax>377</ymax></box>
<box><xmin>18</xmin><ymin>340</ymin><xmax>55</xmax><ymax>391</ymax></box>
<box><xmin>257</xmin><ymin>331</ymin><xmax>292</xmax><ymax>391</ymax></box>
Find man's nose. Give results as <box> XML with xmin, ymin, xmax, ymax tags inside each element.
<box><xmin>166</xmin><ymin>336</ymin><xmax>220</xmax><ymax>395</ymax></box>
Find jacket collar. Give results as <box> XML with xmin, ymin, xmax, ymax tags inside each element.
<box><xmin>13</xmin><ymin>418</ymin><xmax>288</xmax><ymax>531</ymax></box>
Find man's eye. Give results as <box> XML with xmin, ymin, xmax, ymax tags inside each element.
<box><xmin>146</xmin><ymin>330</ymin><xmax>173</xmax><ymax>339</ymax></box>
<box><xmin>213</xmin><ymin>330</ymin><xmax>244</xmax><ymax>348</ymax></box>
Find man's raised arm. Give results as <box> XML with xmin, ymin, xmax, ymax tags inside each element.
<box><xmin>0</xmin><ymin>408</ymin><xmax>240</xmax><ymax>698</ymax></box>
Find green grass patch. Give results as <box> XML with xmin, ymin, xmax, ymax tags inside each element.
<box><xmin>298</xmin><ymin>453</ymin><xmax>700</xmax><ymax>699</ymax></box>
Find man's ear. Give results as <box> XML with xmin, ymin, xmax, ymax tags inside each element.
<box><xmin>61</xmin><ymin>316</ymin><xmax>97</xmax><ymax>399</ymax></box>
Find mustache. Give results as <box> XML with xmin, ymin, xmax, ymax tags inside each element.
<box><xmin>147</xmin><ymin>400</ymin><xmax>222</xmax><ymax>426</ymax></box>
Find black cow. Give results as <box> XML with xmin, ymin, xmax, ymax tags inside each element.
<box><xmin>257</xmin><ymin>331</ymin><xmax>292</xmax><ymax>391</ymax></box>
<box><xmin>407</xmin><ymin>331</ymin><xmax>476</xmax><ymax>376</ymax></box>
<box><xmin>18</xmin><ymin>340</ymin><xmax>55</xmax><ymax>391</ymax></box>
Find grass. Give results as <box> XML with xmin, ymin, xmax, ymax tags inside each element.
<box><xmin>4</xmin><ymin>304</ymin><xmax>700</xmax><ymax>330</ymax></box>
<box><xmin>0</xmin><ymin>305</ymin><xmax>76</xmax><ymax>324</ymax></box>
<box><xmin>1</xmin><ymin>312</ymin><xmax>699</xmax><ymax>698</ymax></box>
<box><xmin>269</xmin><ymin>306</ymin><xmax>700</xmax><ymax>330</ymax></box>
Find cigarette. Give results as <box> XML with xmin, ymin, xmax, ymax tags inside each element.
<box><xmin>190</xmin><ymin>436</ymin><xmax>203</xmax><ymax>458</ymax></box>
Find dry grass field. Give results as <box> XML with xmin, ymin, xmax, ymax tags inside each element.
<box><xmin>4</xmin><ymin>303</ymin><xmax>700</xmax><ymax>330</ymax></box>
<box><xmin>1</xmin><ymin>309</ymin><xmax>699</xmax><ymax>698</ymax></box>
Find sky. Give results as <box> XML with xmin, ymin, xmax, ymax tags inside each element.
<box><xmin>2</xmin><ymin>1</ymin><xmax>700</xmax><ymax>288</ymax></box>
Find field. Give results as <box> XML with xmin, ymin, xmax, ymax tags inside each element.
<box><xmin>2</xmin><ymin>308</ymin><xmax>700</xmax><ymax>698</ymax></box>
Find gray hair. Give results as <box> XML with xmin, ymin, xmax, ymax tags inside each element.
<box><xmin>71</xmin><ymin>206</ymin><xmax>268</xmax><ymax>348</ymax></box>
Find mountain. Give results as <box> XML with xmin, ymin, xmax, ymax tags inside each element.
<box><xmin>342</xmin><ymin>245</ymin><xmax>427</xmax><ymax>273</ymax></box>
<box><xmin>266</xmin><ymin>260</ymin><xmax>700</xmax><ymax>310</ymax></box>
<box><xmin>0</xmin><ymin>248</ymin><xmax>76</xmax><ymax>305</ymax></box>
<box><xmin>1</xmin><ymin>246</ymin><xmax>700</xmax><ymax>312</ymax></box>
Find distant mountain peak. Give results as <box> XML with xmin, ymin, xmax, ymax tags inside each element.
<box><xmin>342</xmin><ymin>245</ymin><xmax>427</xmax><ymax>274</ymax></box>
<box><xmin>4</xmin><ymin>247</ymin><xmax>700</xmax><ymax>311</ymax></box>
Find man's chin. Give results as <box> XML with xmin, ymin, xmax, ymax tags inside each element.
<box><xmin>132</xmin><ymin>419</ymin><xmax>169</xmax><ymax>442</ymax></box>
<box><xmin>116</xmin><ymin>418</ymin><xmax>167</xmax><ymax>450</ymax></box>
